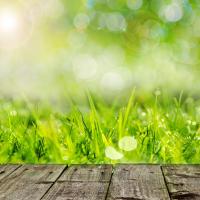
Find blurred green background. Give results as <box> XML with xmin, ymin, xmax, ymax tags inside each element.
<box><xmin>1</xmin><ymin>0</ymin><xmax>200</xmax><ymax>164</ymax></box>
<box><xmin>0</xmin><ymin>0</ymin><xmax>200</xmax><ymax>101</ymax></box>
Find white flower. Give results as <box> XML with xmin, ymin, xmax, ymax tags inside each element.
<box><xmin>105</xmin><ymin>146</ymin><xmax>123</xmax><ymax>160</ymax></box>
<box><xmin>154</xmin><ymin>89</ymin><xmax>161</xmax><ymax>96</ymax></box>
<box><xmin>118</xmin><ymin>136</ymin><xmax>137</xmax><ymax>151</ymax></box>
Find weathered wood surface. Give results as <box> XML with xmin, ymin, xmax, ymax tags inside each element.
<box><xmin>0</xmin><ymin>165</ymin><xmax>66</xmax><ymax>200</ymax></box>
<box><xmin>0</xmin><ymin>165</ymin><xmax>20</xmax><ymax>181</ymax></box>
<box><xmin>107</xmin><ymin>164</ymin><xmax>170</xmax><ymax>200</ymax></box>
<box><xmin>43</xmin><ymin>165</ymin><xmax>113</xmax><ymax>200</ymax></box>
<box><xmin>0</xmin><ymin>164</ymin><xmax>200</xmax><ymax>200</ymax></box>
<box><xmin>162</xmin><ymin>165</ymin><xmax>200</xmax><ymax>200</ymax></box>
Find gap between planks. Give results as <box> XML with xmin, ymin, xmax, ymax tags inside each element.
<box><xmin>0</xmin><ymin>164</ymin><xmax>67</xmax><ymax>200</ymax></box>
<box><xmin>39</xmin><ymin>165</ymin><xmax>68</xmax><ymax>200</ymax></box>
<box><xmin>0</xmin><ymin>164</ymin><xmax>200</xmax><ymax>200</ymax></box>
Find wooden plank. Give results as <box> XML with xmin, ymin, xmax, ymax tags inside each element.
<box><xmin>42</xmin><ymin>165</ymin><xmax>112</xmax><ymax>200</ymax></box>
<box><xmin>162</xmin><ymin>165</ymin><xmax>200</xmax><ymax>200</ymax></box>
<box><xmin>107</xmin><ymin>164</ymin><xmax>170</xmax><ymax>200</ymax></box>
<box><xmin>0</xmin><ymin>165</ymin><xmax>66</xmax><ymax>200</ymax></box>
<box><xmin>59</xmin><ymin>164</ymin><xmax>112</xmax><ymax>182</ymax></box>
<box><xmin>0</xmin><ymin>165</ymin><xmax>20</xmax><ymax>181</ymax></box>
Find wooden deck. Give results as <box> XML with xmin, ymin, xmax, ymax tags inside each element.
<box><xmin>0</xmin><ymin>165</ymin><xmax>199</xmax><ymax>200</ymax></box>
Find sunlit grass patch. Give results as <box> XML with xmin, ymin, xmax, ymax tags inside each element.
<box><xmin>0</xmin><ymin>92</ymin><xmax>200</xmax><ymax>164</ymax></box>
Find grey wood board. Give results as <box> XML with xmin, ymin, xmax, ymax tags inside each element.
<box><xmin>0</xmin><ymin>165</ymin><xmax>66</xmax><ymax>200</ymax></box>
<box><xmin>42</xmin><ymin>165</ymin><xmax>113</xmax><ymax>200</ymax></box>
<box><xmin>107</xmin><ymin>164</ymin><xmax>170</xmax><ymax>200</ymax></box>
<box><xmin>162</xmin><ymin>165</ymin><xmax>200</xmax><ymax>200</ymax></box>
<box><xmin>0</xmin><ymin>165</ymin><xmax>20</xmax><ymax>181</ymax></box>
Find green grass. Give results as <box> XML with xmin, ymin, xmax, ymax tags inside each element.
<box><xmin>0</xmin><ymin>92</ymin><xmax>200</xmax><ymax>164</ymax></box>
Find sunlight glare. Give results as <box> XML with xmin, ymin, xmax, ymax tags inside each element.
<box><xmin>0</xmin><ymin>9</ymin><xmax>20</xmax><ymax>34</ymax></box>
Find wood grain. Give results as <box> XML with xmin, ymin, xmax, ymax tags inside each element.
<box><xmin>0</xmin><ymin>165</ymin><xmax>20</xmax><ymax>181</ymax></box>
<box><xmin>43</xmin><ymin>165</ymin><xmax>112</xmax><ymax>200</ymax></box>
<box><xmin>107</xmin><ymin>164</ymin><xmax>170</xmax><ymax>200</ymax></box>
<box><xmin>0</xmin><ymin>164</ymin><xmax>200</xmax><ymax>200</ymax></box>
<box><xmin>0</xmin><ymin>165</ymin><xmax>66</xmax><ymax>200</ymax></box>
<box><xmin>59</xmin><ymin>164</ymin><xmax>112</xmax><ymax>182</ymax></box>
<box><xmin>162</xmin><ymin>165</ymin><xmax>200</xmax><ymax>200</ymax></box>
